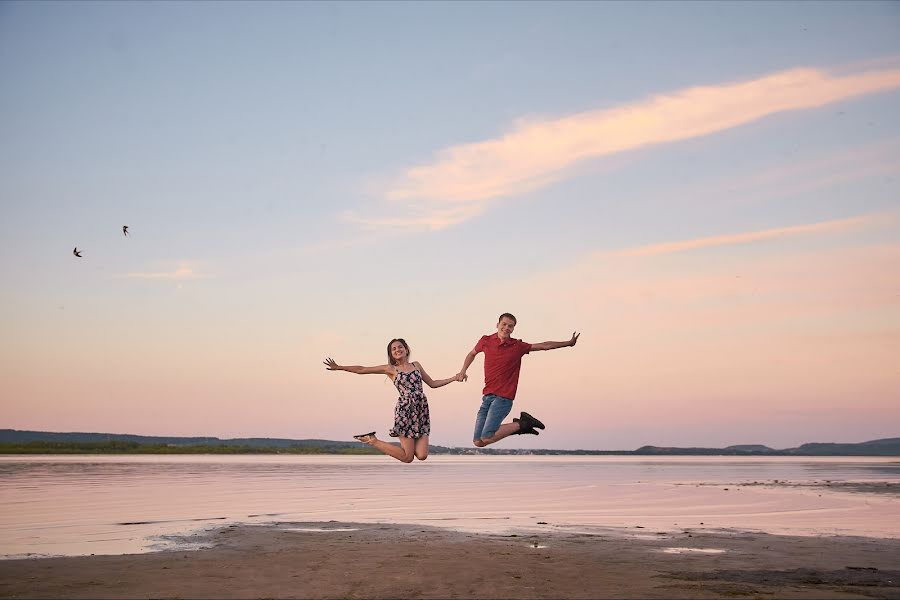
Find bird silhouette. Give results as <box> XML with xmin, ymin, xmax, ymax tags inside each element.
<box><xmin>73</xmin><ymin>247</ymin><xmax>82</xmax><ymax>257</ymax></box>
<box><xmin>123</xmin><ymin>225</ymin><xmax>129</xmax><ymax>236</ymax></box>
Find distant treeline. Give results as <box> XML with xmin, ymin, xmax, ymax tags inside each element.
<box><xmin>1</xmin><ymin>430</ymin><xmax>898</xmax><ymax>456</ymax></box>
<box><xmin>0</xmin><ymin>440</ymin><xmax>380</xmax><ymax>455</ymax></box>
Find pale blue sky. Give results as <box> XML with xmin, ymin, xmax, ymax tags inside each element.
<box><xmin>2</xmin><ymin>1</ymin><xmax>899</xmax><ymax>449</ymax></box>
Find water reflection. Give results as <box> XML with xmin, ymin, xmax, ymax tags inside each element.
<box><xmin>1</xmin><ymin>455</ymin><xmax>898</xmax><ymax>558</ymax></box>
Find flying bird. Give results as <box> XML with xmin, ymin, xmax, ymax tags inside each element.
<box><xmin>73</xmin><ymin>247</ymin><xmax>82</xmax><ymax>257</ymax></box>
<box><xmin>123</xmin><ymin>225</ymin><xmax>129</xmax><ymax>236</ymax></box>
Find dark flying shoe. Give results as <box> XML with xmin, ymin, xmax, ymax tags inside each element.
<box><xmin>353</xmin><ymin>431</ymin><xmax>376</xmax><ymax>443</ymax></box>
<box><xmin>514</xmin><ymin>419</ymin><xmax>539</xmax><ymax>435</ymax></box>
<box><xmin>520</xmin><ymin>412</ymin><xmax>545</xmax><ymax>430</ymax></box>
<box><xmin>514</xmin><ymin>425</ymin><xmax>539</xmax><ymax>436</ymax></box>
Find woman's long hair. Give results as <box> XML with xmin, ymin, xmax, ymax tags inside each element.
<box><xmin>386</xmin><ymin>338</ymin><xmax>410</xmax><ymax>366</ymax></box>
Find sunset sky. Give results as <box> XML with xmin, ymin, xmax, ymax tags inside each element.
<box><xmin>2</xmin><ymin>1</ymin><xmax>898</xmax><ymax>450</ymax></box>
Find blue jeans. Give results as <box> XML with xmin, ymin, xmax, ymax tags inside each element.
<box><xmin>473</xmin><ymin>394</ymin><xmax>514</xmax><ymax>441</ymax></box>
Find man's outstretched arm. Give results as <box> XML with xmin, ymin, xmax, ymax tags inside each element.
<box><xmin>457</xmin><ymin>348</ymin><xmax>479</xmax><ymax>381</ymax></box>
<box><xmin>530</xmin><ymin>331</ymin><xmax>580</xmax><ymax>352</ymax></box>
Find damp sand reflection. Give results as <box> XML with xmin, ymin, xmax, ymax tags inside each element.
<box><xmin>1</xmin><ymin>455</ymin><xmax>898</xmax><ymax>558</ymax></box>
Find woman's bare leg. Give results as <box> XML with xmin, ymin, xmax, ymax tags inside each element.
<box><xmin>359</xmin><ymin>434</ymin><xmax>415</xmax><ymax>463</ymax></box>
<box><xmin>414</xmin><ymin>435</ymin><xmax>429</xmax><ymax>461</ymax></box>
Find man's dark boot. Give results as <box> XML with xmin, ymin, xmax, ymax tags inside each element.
<box><xmin>513</xmin><ymin>414</ymin><xmax>541</xmax><ymax>435</ymax></box>
<box><xmin>518</xmin><ymin>412</ymin><xmax>545</xmax><ymax>431</ymax></box>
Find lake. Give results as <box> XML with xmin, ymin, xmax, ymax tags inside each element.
<box><xmin>1</xmin><ymin>454</ymin><xmax>898</xmax><ymax>559</ymax></box>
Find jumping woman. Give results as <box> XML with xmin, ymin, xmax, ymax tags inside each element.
<box><xmin>323</xmin><ymin>338</ymin><xmax>462</xmax><ymax>463</ymax></box>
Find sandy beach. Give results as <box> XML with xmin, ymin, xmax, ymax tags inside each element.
<box><xmin>1</xmin><ymin>521</ymin><xmax>899</xmax><ymax>599</ymax></box>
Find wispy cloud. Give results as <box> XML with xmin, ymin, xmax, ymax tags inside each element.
<box><xmin>356</xmin><ymin>62</ymin><xmax>900</xmax><ymax>231</ymax></box>
<box><xmin>694</xmin><ymin>138</ymin><xmax>900</xmax><ymax>206</ymax></box>
<box><xmin>609</xmin><ymin>213</ymin><xmax>891</xmax><ymax>258</ymax></box>
<box><xmin>340</xmin><ymin>205</ymin><xmax>486</xmax><ymax>232</ymax></box>
<box><xmin>126</xmin><ymin>264</ymin><xmax>209</xmax><ymax>280</ymax></box>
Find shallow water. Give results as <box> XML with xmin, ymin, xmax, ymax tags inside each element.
<box><xmin>1</xmin><ymin>454</ymin><xmax>898</xmax><ymax>558</ymax></box>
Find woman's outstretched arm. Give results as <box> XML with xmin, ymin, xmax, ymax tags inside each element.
<box><xmin>414</xmin><ymin>362</ymin><xmax>459</xmax><ymax>389</ymax></box>
<box><xmin>324</xmin><ymin>357</ymin><xmax>393</xmax><ymax>375</ymax></box>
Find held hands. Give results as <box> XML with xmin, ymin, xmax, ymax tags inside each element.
<box><xmin>455</xmin><ymin>372</ymin><xmax>468</xmax><ymax>382</ymax></box>
<box><xmin>323</xmin><ymin>357</ymin><xmax>343</xmax><ymax>371</ymax></box>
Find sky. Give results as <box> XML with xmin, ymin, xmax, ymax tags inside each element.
<box><xmin>1</xmin><ymin>1</ymin><xmax>898</xmax><ymax>451</ymax></box>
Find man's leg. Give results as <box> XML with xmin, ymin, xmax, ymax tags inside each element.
<box><xmin>473</xmin><ymin>396</ymin><xmax>517</xmax><ymax>447</ymax></box>
<box><xmin>474</xmin><ymin>422</ymin><xmax>522</xmax><ymax>447</ymax></box>
<box><xmin>471</xmin><ymin>396</ymin><xmax>492</xmax><ymax>445</ymax></box>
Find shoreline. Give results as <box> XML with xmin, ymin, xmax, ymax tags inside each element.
<box><xmin>3</xmin><ymin>449</ymin><xmax>900</xmax><ymax>458</ymax></box>
<box><xmin>1</xmin><ymin>522</ymin><xmax>899</xmax><ymax>599</ymax></box>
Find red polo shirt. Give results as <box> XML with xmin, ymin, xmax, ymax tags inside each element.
<box><xmin>474</xmin><ymin>333</ymin><xmax>532</xmax><ymax>400</ymax></box>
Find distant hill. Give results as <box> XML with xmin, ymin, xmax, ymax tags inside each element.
<box><xmin>726</xmin><ymin>444</ymin><xmax>775</xmax><ymax>453</ymax></box>
<box><xmin>783</xmin><ymin>438</ymin><xmax>900</xmax><ymax>456</ymax></box>
<box><xmin>2</xmin><ymin>429</ymin><xmax>899</xmax><ymax>455</ymax></box>
<box><xmin>633</xmin><ymin>438</ymin><xmax>900</xmax><ymax>456</ymax></box>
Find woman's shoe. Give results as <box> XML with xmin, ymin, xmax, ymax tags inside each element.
<box><xmin>353</xmin><ymin>431</ymin><xmax>376</xmax><ymax>444</ymax></box>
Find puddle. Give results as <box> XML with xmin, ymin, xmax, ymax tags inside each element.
<box><xmin>280</xmin><ymin>527</ymin><xmax>359</xmax><ymax>533</ymax></box>
<box><xmin>660</xmin><ymin>547</ymin><xmax>726</xmax><ymax>554</ymax></box>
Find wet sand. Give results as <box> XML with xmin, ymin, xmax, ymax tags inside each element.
<box><xmin>1</xmin><ymin>522</ymin><xmax>899</xmax><ymax>599</ymax></box>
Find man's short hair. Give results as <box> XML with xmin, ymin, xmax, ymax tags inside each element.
<box><xmin>498</xmin><ymin>312</ymin><xmax>517</xmax><ymax>325</ymax></box>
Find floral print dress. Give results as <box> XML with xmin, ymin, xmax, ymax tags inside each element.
<box><xmin>389</xmin><ymin>367</ymin><xmax>430</xmax><ymax>439</ymax></box>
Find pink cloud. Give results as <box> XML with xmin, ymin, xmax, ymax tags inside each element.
<box><xmin>610</xmin><ymin>213</ymin><xmax>891</xmax><ymax>258</ymax></box>
<box><xmin>358</xmin><ymin>62</ymin><xmax>900</xmax><ymax>231</ymax></box>
<box><xmin>126</xmin><ymin>264</ymin><xmax>209</xmax><ymax>280</ymax></box>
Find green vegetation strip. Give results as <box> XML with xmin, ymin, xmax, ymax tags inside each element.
<box><xmin>0</xmin><ymin>441</ymin><xmax>379</xmax><ymax>455</ymax></box>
